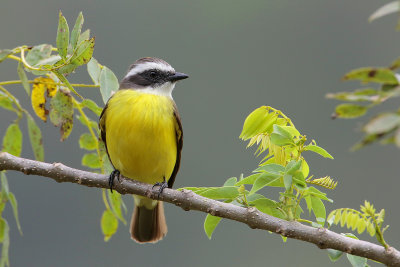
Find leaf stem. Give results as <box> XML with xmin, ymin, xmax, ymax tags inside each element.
<box><xmin>0</xmin><ymin>80</ymin><xmax>99</xmax><ymax>88</ymax></box>
<box><xmin>72</xmin><ymin>97</ymin><xmax>103</xmax><ymax>173</ymax></box>
<box><xmin>0</xmin><ymin>85</ymin><xmax>24</xmax><ymax>122</ymax></box>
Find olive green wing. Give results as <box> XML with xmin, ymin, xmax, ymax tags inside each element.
<box><xmin>168</xmin><ymin>104</ymin><xmax>183</xmax><ymax>188</ymax></box>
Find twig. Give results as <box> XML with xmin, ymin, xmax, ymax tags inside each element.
<box><xmin>0</xmin><ymin>152</ymin><xmax>399</xmax><ymax>266</ymax></box>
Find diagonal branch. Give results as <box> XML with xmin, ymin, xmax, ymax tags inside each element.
<box><xmin>0</xmin><ymin>152</ymin><xmax>399</xmax><ymax>266</ymax></box>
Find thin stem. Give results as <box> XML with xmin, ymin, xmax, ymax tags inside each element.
<box><xmin>0</xmin><ymin>85</ymin><xmax>24</xmax><ymax>121</ymax></box>
<box><xmin>19</xmin><ymin>48</ymin><xmax>44</xmax><ymax>72</ymax></box>
<box><xmin>371</xmin><ymin>214</ymin><xmax>389</xmax><ymax>249</ymax></box>
<box><xmin>102</xmin><ymin>189</ymin><xmax>111</xmax><ymax>210</ymax></box>
<box><xmin>72</xmin><ymin>97</ymin><xmax>103</xmax><ymax>173</ymax></box>
<box><xmin>0</xmin><ymin>80</ymin><xmax>99</xmax><ymax>88</ymax></box>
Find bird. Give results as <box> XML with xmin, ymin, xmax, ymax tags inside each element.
<box><xmin>99</xmin><ymin>57</ymin><xmax>188</xmax><ymax>243</ymax></box>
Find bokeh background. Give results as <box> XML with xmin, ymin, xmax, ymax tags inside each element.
<box><xmin>0</xmin><ymin>0</ymin><xmax>399</xmax><ymax>266</ymax></box>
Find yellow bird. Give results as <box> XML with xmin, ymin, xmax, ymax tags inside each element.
<box><xmin>99</xmin><ymin>57</ymin><xmax>188</xmax><ymax>243</ymax></box>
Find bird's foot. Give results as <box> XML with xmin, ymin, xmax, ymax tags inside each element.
<box><xmin>152</xmin><ymin>177</ymin><xmax>168</xmax><ymax>198</ymax></box>
<box><xmin>108</xmin><ymin>169</ymin><xmax>120</xmax><ymax>193</ymax></box>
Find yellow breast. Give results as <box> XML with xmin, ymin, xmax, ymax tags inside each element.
<box><xmin>104</xmin><ymin>89</ymin><xmax>177</xmax><ymax>184</ymax></box>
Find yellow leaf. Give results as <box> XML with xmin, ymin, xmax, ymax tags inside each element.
<box><xmin>340</xmin><ymin>210</ymin><xmax>347</xmax><ymax>227</ymax></box>
<box><xmin>334</xmin><ymin>210</ymin><xmax>341</xmax><ymax>225</ymax></box>
<box><xmin>367</xmin><ymin>220</ymin><xmax>376</xmax><ymax>236</ymax></box>
<box><xmin>31</xmin><ymin>77</ymin><xmax>58</xmax><ymax>122</ymax></box>
<box><xmin>31</xmin><ymin>79</ymin><xmax>47</xmax><ymax>121</ymax></box>
<box><xmin>357</xmin><ymin>219</ymin><xmax>366</xmax><ymax>234</ymax></box>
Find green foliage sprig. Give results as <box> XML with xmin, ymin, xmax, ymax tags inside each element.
<box><xmin>0</xmin><ymin>12</ymin><xmax>126</xmax><ymax>265</ymax></box>
<box><xmin>328</xmin><ymin>2</ymin><xmax>400</xmax><ymax>150</ymax></box>
<box><xmin>328</xmin><ymin>201</ymin><xmax>389</xmax><ymax>248</ymax></box>
<box><xmin>327</xmin><ymin>65</ymin><xmax>400</xmax><ymax>150</ymax></box>
<box><xmin>181</xmin><ymin>106</ymin><xmax>336</xmax><ymax>238</ymax></box>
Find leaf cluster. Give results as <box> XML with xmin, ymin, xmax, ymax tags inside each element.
<box><xmin>0</xmin><ymin>12</ymin><xmax>125</xmax><ymax>261</ymax></box>
<box><xmin>327</xmin><ymin>49</ymin><xmax>400</xmax><ymax>150</ymax></box>
<box><xmin>181</xmin><ymin>106</ymin><xmax>336</xmax><ymax>239</ymax></box>
<box><xmin>327</xmin><ymin>201</ymin><xmax>389</xmax><ymax>248</ymax></box>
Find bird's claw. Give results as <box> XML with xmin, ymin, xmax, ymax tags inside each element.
<box><xmin>108</xmin><ymin>169</ymin><xmax>120</xmax><ymax>193</ymax></box>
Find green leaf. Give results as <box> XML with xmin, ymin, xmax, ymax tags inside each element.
<box><xmin>334</xmin><ymin>104</ymin><xmax>367</xmax><ymax>119</ymax></box>
<box><xmin>310</xmin><ymin>196</ymin><xmax>326</xmax><ymax>226</ymax></box>
<box><xmin>280</xmin><ymin>125</ymin><xmax>300</xmax><ymax>137</ymax></box>
<box><xmin>2</xmin><ymin>123</ymin><xmax>22</xmax><ymax>156</ymax></box>
<box><xmin>49</xmin><ymin>89</ymin><xmax>74</xmax><ymax>141</ymax></box>
<box><xmin>301</xmin><ymin>159</ymin><xmax>309</xmax><ymax>178</ymax></box>
<box><xmin>307</xmin><ymin>187</ymin><xmax>332</xmax><ymax>202</ymax></box>
<box><xmin>0</xmin><ymin>93</ymin><xmax>15</xmax><ymax>112</ymax></box>
<box><xmin>270</xmin><ymin>133</ymin><xmax>293</xmax><ymax>146</ymax></box>
<box><xmin>204</xmin><ymin>214</ymin><xmax>222</xmax><ymax>239</ymax></box>
<box><xmin>87</xmin><ymin>58</ymin><xmax>102</xmax><ymax>85</ymax></box>
<box><xmin>327</xmin><ymin>249</ymin><xmax>343</xmax><ymax>262</ymax></box>
<box><xmin>250</xmin><ymin>173</ymin><xmax>281</xmax><ymax>194</ymax></box>
<box><xmin>0</xmin><ymin>218</ymin><xmax>5</xmax><ymax>243</ymax></box>
<box><xmin>102</xmin><ymin>154</ymin><xmax>114</xmax><ymax>175</ymax></box>
<box><xmin>0</xmin><ymin>218</ymin><xmax>9</xmax><ymax>267</ymax></box>
<box><xmin>55</xmin><ymin>60</ymin><xmax>78</xmax><ymax>75</ymax></box>
<box><xmin>77</xmin><ymin>29</ymin><xmax>90</xmax><ymax>45</ymax></box>
<box><xmin>82</xmin><ymin>153</ymin><xmax>101</xmax><ymax>169</ymax></box>
<box><xmin>70</xmin><ymin>37</ymin><xmax>95</xmax><ymax>66</ymax></box>
<box><xmin>303</xmin><ymin>145</ymin><xmax>334</xmax><ymax>159</ymax></box>
<box><xmin>8</xmin><ymin>192</ymin><xmax>22</xmax><ymax>234</ymax></box>
<box><xmin>100</xmin><ymin>67</ymin><xmax>119</xmax><ymax>104</ymax></box>
<box><xmin>101</xmin><ymin>209</ymin><xmax>118</xmax><ymax>241</ymax></box>
<box><xmin>56</xmin><ymin>11</ymin><xmax>69</xmax><ymax>59</ymax></box>
<box><xmin>1</xmin><ymin>172</ymin><xmax>9</xmax><ymax>198</ymax></box>
<box><xmin>363</xmin><ymin>113</ymin><xmax>400</xmax><ymax>135</ymax></box>
<box><xmin>240</xmin><ymin>107</ymin><xmax>278</xmax><ymax>140</ymax></box>
<box><xmin>52</xmin><ymin>70</ymin><xmax>82</xmax><ymax>99</ymax></box>
<box><xmin>273</xmin><ymin>124</ymin><xmax>293</xmax><ymax>139</ymax></box>
<box><xmin>223</xmin><ymin>177</ymin><xmax>237</xmax><ymax>187</ymax></box>
<box><xmin>343</xmin><ymin>67</ymin><xmax>398</xmax><ymax>85</ymax></box>
<box><xmin>346</xmin><ymin>254</ymin><xmax>367</xmax><ymax>267</ymax></box>
<box><xmin>390</xmin><ymin>56</ymin><xmax>400</xmax><ymax>70</ymax></box>
<box><xmin>107</xmin><ymin>191</ymin><xmax>126</xmax><ymax>224</ymax></box>
<box><xmin>70</xmin><ymin>12</ymin><xmax>84</xmax><ymax>49</ymax></box>
<box><xmin>17</xmin><ymin>61</ymin><xmax>30</xmax><ymax>95</ymax></box>
<box><xmin>26</xmin><ymin>44</ymin><xmax>53</xmax><ymax>66</ymax></box>
<box><xmin>245</xmin><ymin>193</ymin><xmax>266</xmax><ymax>202</ymax></box>
<box><xmin>26</xmin><ymin>114</ymin><xmax>44</xmax><ymax>161</ymax></box>
<box><xmin>81</xmin><ymin>99</ymin><xmax>102</xmax><ymax>116</ymax></box>
<box><xmin>285</xmin><ymin>160</ymin><xmax>302</xmax><ymax>175</ymax></box>
<box><xmin>369</xmin><ymin>1</ymin><xmax>400</xmax><ymax>22</ymax></box>
<box><xmin>326</xmin><ymin>88</ymin><xmax>379</xmax><ymax>102</ymax></box>
<box><xmin>199</xmin><ymin>186</ymin><xmax>239</xmax><ymax>200</ymax></box>
<box><xmin>79</xmin><ymin>133</ymin><xmax>97</xmax><ymax>150</ymax></box>
<box><xmin>270</xmin><ymin>125</ymin><xmax>294</xmax><ymax>146</ymax></box>
<box><xmin>0</xmin><ymin>49</ymin><xmax>13</xmax><ymax>63</ymax></box>
<box><xmin>283</xmin><ymin>174</ymin><xmax>292</xmax><ymax>190</ymax></box>
<box><xmin>255</xmin><ymin>163</ymin><xmax>285</xmax><ymax>174</ymax></box>
<box><xmin>235</xmin><ymin>174</ymin><xmax>260</xmax><ymax>186</ymax></box>
<box><xmin>251</xmin><ymin>198</ymin><xmax>284</xmax><ymax>218</ymax></box>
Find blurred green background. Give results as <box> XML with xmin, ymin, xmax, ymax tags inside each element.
<box><xmin>1</xmin><ymin>0</ymin><xmax>399</xmax><ymax>266</ymax></box>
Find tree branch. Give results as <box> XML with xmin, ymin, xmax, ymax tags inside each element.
<box><xmin>0</xmin><ymin>152</ymin><xmax>399</xmax><ymax>266</ymax></box>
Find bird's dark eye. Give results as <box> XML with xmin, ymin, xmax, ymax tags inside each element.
<box><xmin>149</xmin><ymin>71</ymin><xmax>157</xmax><ymax>78</ymax></box>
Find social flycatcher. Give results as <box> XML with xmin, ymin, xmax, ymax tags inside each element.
<box><xmin>99</xmin><ymin>57</ymin><xmax>188</xmax><ymax>243</ymax></box>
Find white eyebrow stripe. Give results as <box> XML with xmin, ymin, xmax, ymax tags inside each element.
<box><xmin>125</xmin><ymin>62</ymin><xmax>175</xmax><ymax>78</ymax></box>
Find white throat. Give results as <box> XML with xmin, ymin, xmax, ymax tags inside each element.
<box><xmin>139</xmin><ymin>82</ymin><xmax>175</xmax><ymax>98</ymax></box>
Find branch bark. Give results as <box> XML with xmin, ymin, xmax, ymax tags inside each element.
<box><xmin>0</xmin><ymin>152</ymin><xmax>399</xmax><ymax>266</ymax></box>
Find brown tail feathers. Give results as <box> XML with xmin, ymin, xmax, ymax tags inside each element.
<box><xmin>130</xmin><ymin>201</ymin><xmax>167</xmax><ymax>243</ymax></box>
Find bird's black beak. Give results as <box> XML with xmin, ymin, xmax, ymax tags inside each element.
<box><xmin>168</xmin><ymin>72</ymin><xmax>189</xmax><ymax>82</ymax></box>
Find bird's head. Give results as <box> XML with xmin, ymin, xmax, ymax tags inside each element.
<box><xmin>120</xmin><ymin>57</ymin><xmax>188</xmax><ymax>97</ymax></box>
